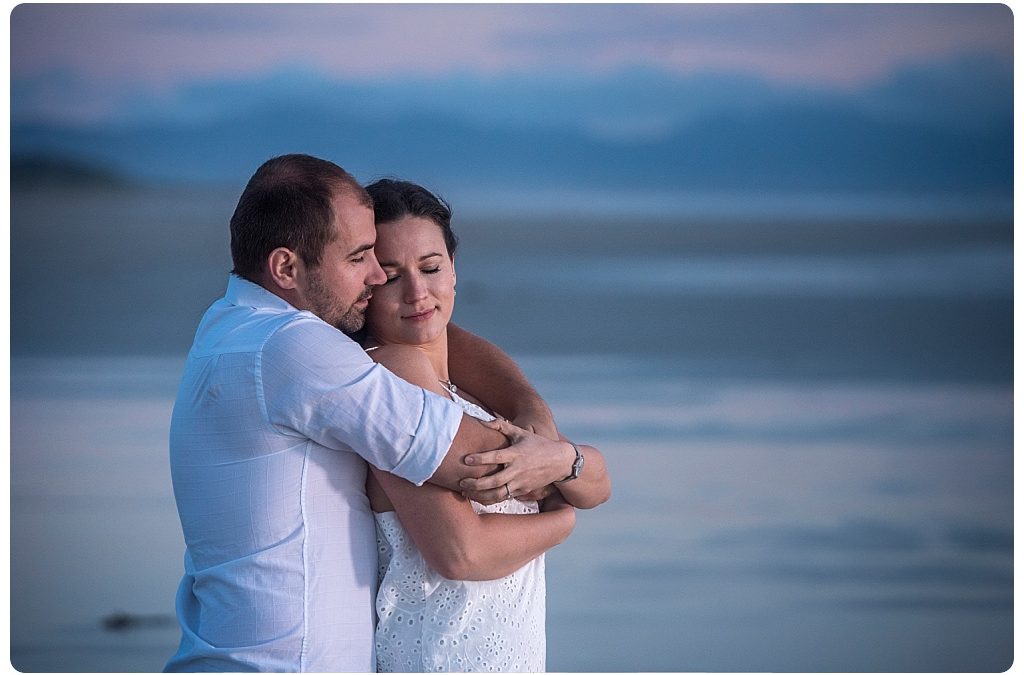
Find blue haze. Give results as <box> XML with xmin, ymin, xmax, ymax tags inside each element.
<box><xmin>11</xmin><ymin>57</ymin><xmax>1012</xmax><ymax>196</ymax></box>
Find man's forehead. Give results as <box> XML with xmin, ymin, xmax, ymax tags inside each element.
<box><xmin>332</xmin><ymin>189</ymin><xmax>372</xmax><ymax>215</ymax></box>
<box><xmin>331</xmin><ymin>192</ymin><xmax>375</xmax><ymax>249</ymax></box>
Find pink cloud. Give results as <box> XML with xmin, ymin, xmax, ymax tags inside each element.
<box><xmin>11</xmin><ymin>4</ymin><xmax>1011</xmax><ymax>88</ymax></box>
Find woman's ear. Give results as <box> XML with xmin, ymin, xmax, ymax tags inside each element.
<box><xmin>266</xmin><ymin>247</ymin><xmax>302</xmax><ymax>291</ymax></box>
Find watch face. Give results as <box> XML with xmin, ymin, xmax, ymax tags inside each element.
<box><xmin>558</xmin><ymin>443</ymin><xmax>584</xmax><ymax>482</ymax></box>
<box><xmin>572</xmin><ymin>453</ymin><xmax>584</xmax><ymax>478</ymax></box>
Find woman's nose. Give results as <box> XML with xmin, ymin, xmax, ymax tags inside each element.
<box><xmin>403</xmin><ymin>275</ymin><xmax>428</xmax><ymax>303</ymax></box>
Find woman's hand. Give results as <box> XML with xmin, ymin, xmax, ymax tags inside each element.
<box><xmin>460</xmin><ymin>418</ymin><xmax>575</xmax><ymax>505</ymax></box>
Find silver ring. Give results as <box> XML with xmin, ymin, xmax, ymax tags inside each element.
<box><xmin>505</xmin><ymin>484</ymin><xmax>513</xmax><ymax>501</ymax></box>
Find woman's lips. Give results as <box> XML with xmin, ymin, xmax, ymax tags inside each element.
<box><xmin>403</xmin><ymin>308</ymin><xmax>436</xmax><ymax>322</ymax></box>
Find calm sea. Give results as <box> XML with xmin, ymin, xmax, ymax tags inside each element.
<box><xmin>10</xmin><ymin>186</ymin><xmax>1013</xmax><ymax>671</ymax></box>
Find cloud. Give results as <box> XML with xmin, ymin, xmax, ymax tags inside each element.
<box><xmin>504</xmin><ymin>4</ymin><xmax>1011</xmax><ymax>86</ymax></box>
<box><xmin>12</xmin><ymin>4</ymin><xmax>1011</xmax><ymax>90</ymax></box>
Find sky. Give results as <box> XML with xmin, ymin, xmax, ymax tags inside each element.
<box><xmin>7</xmin><ymin>3</ymin><xmax>1014</xmax><ymax>203</ymax></box>
<box><xmin>10</xmin><ymin>3</ymin><xmax>1013</xmax><ymax>124</ymax></box>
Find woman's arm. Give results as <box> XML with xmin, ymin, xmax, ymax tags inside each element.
<box><xmin>370</xmin><ymin>468</ymin><xmax>575</xmax><ymax>581</ymax></box>
<box><xmin>447</xmin><ymin>324</ymin><xmax>559</xmax><ymax>440</ymax></box>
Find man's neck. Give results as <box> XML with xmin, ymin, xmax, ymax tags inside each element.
<box><xmin>249</xmin><ymin>272</ymin><xmax>304</xmax><ymax>311</ymax></box>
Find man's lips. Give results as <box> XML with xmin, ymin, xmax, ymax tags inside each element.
<box><xmin>402</xmin><ymin>308</ymin><xmax>436</xmax><ymax>321</ymax></box>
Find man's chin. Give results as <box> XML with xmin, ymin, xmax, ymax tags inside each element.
<box><xmin>337</xmin><ymin>308</ymin><xmax>367</xmax><ymax>335</ymax></box>
<box><xmin>340</xmin><ymin>323</ymin><xmax>365</xmax><ymax>337</ymax></box>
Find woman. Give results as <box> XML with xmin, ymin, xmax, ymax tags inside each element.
<box><xmin>362</xmin><ymin>179</ymin><xmax>611</xmax><ymax>672</ymax></box>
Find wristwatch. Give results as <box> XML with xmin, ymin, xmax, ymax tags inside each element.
<box><xmin>556</xmin><ymin>441</ymin><xmax>584</xmax><ymax>482</ymax></box>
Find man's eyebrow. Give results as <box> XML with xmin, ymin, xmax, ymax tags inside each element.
<box><xmin>346</xmin><ymin>243</ymin><xmax>375</xmax><ymax>258</ymax></box>
<box><xmin>378</xmin><ymin>252</ymin><xmax>443</xmax><ymax>267</ymax></box>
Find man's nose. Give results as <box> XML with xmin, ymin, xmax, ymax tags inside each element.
<box><xmin>366</xmin><ymin>252</ymin><xmax>387</xmax><ymax>286</ymax></box>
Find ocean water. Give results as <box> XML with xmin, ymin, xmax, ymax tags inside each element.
<box><xmin>9</xmin><ymin>356</ymin><xmax>1013</xmax><ymax>672</ymax></box>
<box><xmin>10</xmin><ymin>186</ymin><xmax>1013</xmax><ymax>671</ymax></box>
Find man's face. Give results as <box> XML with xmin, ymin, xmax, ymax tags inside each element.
<box><xmin>299</xmin><ymin>193</ymin><xmax>386</xmax><ymax>333</ymax></box>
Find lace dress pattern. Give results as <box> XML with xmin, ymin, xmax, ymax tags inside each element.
<box><xmin>374</xmin><ymin>391</ymin><xmax>546</xmax><ymax>672</ymax></box>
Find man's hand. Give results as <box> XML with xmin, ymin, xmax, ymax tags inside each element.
<box><xmin>539</xmin><ymin>490</ymin><xmax>574</xmax><ymax>515</ymax></box>
<box><xmin>516</xmin><ymin>484</ymin><xmax>558</xmax><ymax>503</ymax></box>
<box><xmin>460</xmin><ymin>418</ymin><xmax>575</xmax><ymax>505</ymax></box>
<box><xmin>511</xmin><ymin>407</ymin><xmax>559</xmax><ymax>442</ymax></box>
<box><xmin>464</xmin><ymin>482</ymin><xmax>556</xmax><ymax>505</ymax></box>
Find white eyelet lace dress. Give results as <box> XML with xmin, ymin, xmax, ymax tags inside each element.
<box><xmin>373</xmin><ymin>390</ymin><xmax>545</xmax><ymax>672</ymax></box>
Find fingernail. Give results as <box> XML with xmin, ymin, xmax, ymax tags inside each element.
<box><xmin>459</xmin><ymin>479</ymin><xmax>469</xmax><ymax>488</ymax></box>
<box><xmin>464</xmin><ymin>455</ymin><xmax>476</xmax><ymax>465</ymax></box>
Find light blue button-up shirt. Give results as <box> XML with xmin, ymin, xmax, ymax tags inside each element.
<box><xmin>165</xmin><ymin>276</ymin><xmax>463</xmax><ymax>672</ymax></box>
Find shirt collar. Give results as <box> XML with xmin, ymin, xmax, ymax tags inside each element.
<box><xmin>224</xmin><ymin>274</ymin><xmax>298</xmax><ymax>312</ymax></box>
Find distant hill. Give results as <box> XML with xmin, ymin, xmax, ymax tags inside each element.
<box><xmin>9</xmin><ymin>58</ymin><xmax>1012</xmax><ymax>197</ymax></box>
<box><xmin>11</xmin><ymin>154</ymin><xmax>131</xmax><ymax>188</ymax></box>
<box><xmin>9</xmin><ymin>103</ymin><xmax>1012</xmax><ymax>197</ymax></box>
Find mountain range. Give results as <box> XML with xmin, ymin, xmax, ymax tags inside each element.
<box><xmin>11</xmin><ymin>59</ymin><xmax>1012</xmax><ymax>196</ymax></box>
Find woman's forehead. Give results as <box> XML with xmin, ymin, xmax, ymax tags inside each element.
<box><xmin>375</xmin><ymin>216</ymin><xmax>449</xmax><ymax>260</ymax></box>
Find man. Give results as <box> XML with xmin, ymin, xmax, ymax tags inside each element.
<box><xmin>165</xmin><ymin>154</ymin><xmax>578</xmax><ymax>671</ymax></box>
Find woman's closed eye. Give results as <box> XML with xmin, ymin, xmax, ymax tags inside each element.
<box><xmin>384</xmin><ymin>267</ymin><xmax>441</xmax><ymax>284</ymax></box>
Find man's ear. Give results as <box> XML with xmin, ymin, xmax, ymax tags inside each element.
<box><xmin>266</xmin><ymin>247</ymin><xmax>302</xmax><ymax>290</ymax></box>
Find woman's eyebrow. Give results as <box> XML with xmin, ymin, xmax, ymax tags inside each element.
<box><xmin>378</xmin><ymin>252</ymin><xmax>443</xmax><ymax>267</ymax></box>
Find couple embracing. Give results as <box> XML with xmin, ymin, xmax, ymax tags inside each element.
<box><xmin>165</xmin><ymin>154</ymin><xmax>610</xmax><ymax>672</ymax></box>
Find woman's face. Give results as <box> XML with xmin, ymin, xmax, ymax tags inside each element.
<box><xmin>366</xmin><ymin>216</ymin><xmax>456</xmax><ymax>347</ymax></box>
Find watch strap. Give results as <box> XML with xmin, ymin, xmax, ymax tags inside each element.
<box><xmin>556</xmin><ymin>440</ymin><xmax>584</xmax><ymax>482</ymax></box>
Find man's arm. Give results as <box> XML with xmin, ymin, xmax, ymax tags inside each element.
<box><xmin>462</xmin><ymin>420</ymin><xmax>611</xmax><ymax>509</ymax></box>
<box><xmin>447</xmin><ymin>324</ymin><xmax>558</xmax><ymax>440</ymax></box>
<box><xmin>368</xmin><ymin>343</ymin><xmax>577</xmax><ymax>500</ymax></box>
<box><xmin>260</xmin><ymin>320</ymin><xmax>570</xmax><ymax>499</ymax></box>
<box><xmin>446</xmin><ymin>325</ymin><xmax>611</xmax><ymax>507</ymax></box>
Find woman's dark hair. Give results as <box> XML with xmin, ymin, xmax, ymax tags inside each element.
<box><xmin>230</xmin><ymin>154</ymin><xmax>371</xmax><ymax>281</ymax></box>
<box><xmin>364</xmin><ymin>179</ymin><xmax>458</xmax><ymax>257</ymax></box>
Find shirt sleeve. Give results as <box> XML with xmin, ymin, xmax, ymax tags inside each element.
<box><xmin>257</xmin><ymin>316</ymin><xmax>463</xmax><ymax>486</ymax></box>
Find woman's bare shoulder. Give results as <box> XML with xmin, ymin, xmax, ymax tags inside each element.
<box><xmin>367</xmin><ymin>343</ymin><xmax>441</xmax><ymax>391</ymax></box>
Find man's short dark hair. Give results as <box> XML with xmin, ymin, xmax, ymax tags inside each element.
<box><xmin>230</xmin><ymin>154</ymin><xmax>372</xmax><ymax>281</ymax></box>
